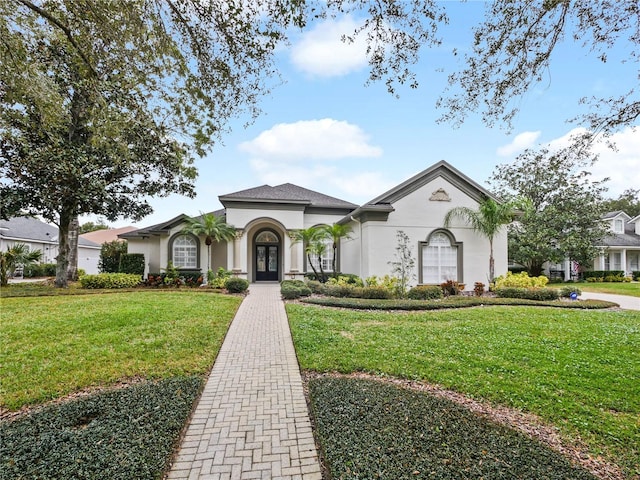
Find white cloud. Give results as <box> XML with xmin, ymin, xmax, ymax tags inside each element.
<box><xmin>544</xmin><ymin>126</ymin><xmax>640</xmax><ymax>198</ymax></box>
<box><xmin>239</xmin><ymin>118</ymin><xmax>382</xmax><ymax>161</ymax></box>
<box><xmin>496</xmin><ymin>131</ymin><xmax>542</xmax><ymax>156</ymax></box>
<box><xmin>289</xmin><ymin>16</ymin><xmax>368</xmax><ymax>77</ymax></box>
<box><xmin>589</xmin><ymin>127</ymin><xmax>640</xmax><ymax>198</ymax></box>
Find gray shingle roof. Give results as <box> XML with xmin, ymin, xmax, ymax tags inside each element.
<box><xmin>219</xmin><ymin>183</ymin><xmax>357</xmax><ymax>209</ymax></box>
<box><xmin>119</xmin><ymin>210</ymin><xmax>226</xmax><ymax>239</ymax></box>
<box><xmin>0</xmin><ymin>217</ymin><xmax>100</xmax><ymax>247</ymax></box>
<box><xmin>600</xmin><ymin>222</ymin><xmax>640</xmax><ymax>247</ymax></box>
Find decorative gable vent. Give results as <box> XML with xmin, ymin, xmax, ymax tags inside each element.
<box><xmin>429</xmin><ymin>188</ymin><xmax>451</xmax><ymax>202</ymax></box>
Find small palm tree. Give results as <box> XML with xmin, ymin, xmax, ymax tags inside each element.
<box><xmin>181</xmin><ymin>212</ymin><xmax>236</xmax><ymax>275</ymax></box>
<box><xmin>290</xmin><ymin>226</ymin><xmax>329</xmax><ymax>282</ymax></box>
<box><xmin>320</xmin><ymin>223</ymin><xmax>352</xmax><ymax>277</ymax></box>
<box><xmin>0</xmin><ymin>243</ymin><xmax>42</xmax><ymax>286</ymax></box>
<box><xmin>443</xmin><ymin>198</ymin><xmax>515</xmax><ymax>282</ymax></box>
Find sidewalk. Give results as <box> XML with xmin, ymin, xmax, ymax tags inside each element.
<box><xmin>167</xmin><ymin>283</ymin><xmax>322</xmax><ymax>480</ymax></box>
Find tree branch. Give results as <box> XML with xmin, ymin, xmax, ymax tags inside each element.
<box><xmin>15</xmin><ymin>0</ymin><xmax>98</xmax><ymax>78</ymax></box>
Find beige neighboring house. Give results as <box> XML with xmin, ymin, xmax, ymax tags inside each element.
<box><xmin>80</xmin><ymin>226</ymin><xmax>136</xmax><ymax>245</ymax></box>
<box><xmin>121</xmin><ymin>161</ymin><xmax>508</xmax><ymax>289</ymax></box>
<box><xmin>0</xmin><ymin>217</ymin><xmax>101</xmax><ymax>274</ymax></box>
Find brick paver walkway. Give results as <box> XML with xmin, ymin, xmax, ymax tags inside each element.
<box><xmin>167</xmin><ymin>283</ymin><xmax>322</xmax><ymax>480</ymax></box>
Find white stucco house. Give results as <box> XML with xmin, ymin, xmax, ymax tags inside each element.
<box><xmin>592</xmin><ymin>211</ymin><xmax>640</xmax><ymax>276</ymax></box>
<box><xmin>0</xmin><ymin>216</ymin><xmax>101</xmax><ymax>274</ymax></box>
<box><xmin>121</xmin><ymin>161</ymin><xmax>508</xmax><ymax>289</ymax></box>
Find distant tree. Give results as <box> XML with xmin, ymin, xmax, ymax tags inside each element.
<box><xmin>439</xmin><ymin>1</ymin><xmax>639</xmax><ymax>143</ymax></box>
<box><xmin>601</xmin><ymin>189</ymin><xmax>640</xmax><ymax>219</ymax></box>
<box><xmin>99</xmin><ymin>240</ymin><xmax>127</xmax><ymax>274</ymax></box>
<box><xmin>290</xmin><ymin>227</ymin><xmax>330</xmax><ymax>282</ymax></box>
<box><xmin>320</xmin><ymin>223</ymin><xmax>352</xmax><ymax>277</ymax></box>
<box><xmin>444</xmin><ymin>197</ymin><xmax>516</xmax><ymax>282</ymax></box>
<box><xmin>491</xmin><ymin>148</ymin><xmax>609</xmax><ymax>276</ymax></box>
<box><xmin>79</xmin><ymin>222</ymin><xmax>109</xmax><ymax>234</ymax></box>
<box><xmin>0</xmin><ymin>243</ymin><xmax>42</xmax><ymax>286</ymax></box>
<box><xmin>181</xmin><ymin>212</ymin><xmax>236</xmax><ymax>277</ymax></box>
<box><xmin>388</xmin><ymin>230</ymin><xmax>415</xmax><ymax>298</ymax></box>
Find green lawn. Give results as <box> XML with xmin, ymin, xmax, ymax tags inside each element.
<box><xmin>287</xmin><ymin>304</ymin><xmax>640</xmax><ymax>477</ymax></box>
<box><xmin>580</xmin><ymin>282</ymin><xmax>640</xmax><ymax>297</ymax></box>
<box><xmin>1</xmin><ymin>291</ymin><xmax>241</xmax><ymax>410</ymax></box>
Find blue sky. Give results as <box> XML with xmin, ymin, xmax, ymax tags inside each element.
<box><xmin>104</xmin><ymin>2</ymin><xmax>639</xmax><ymax>228</ymax></box>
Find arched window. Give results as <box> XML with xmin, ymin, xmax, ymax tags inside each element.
<box><xmin>171</xmin><ymin>234</ymin><xmax>198</xmax><ymax>268</ymax></box>
<box><xmin>255</xmin><ymin>230</ymin><xmax>279</xmax><ymax>243</ymax></box>
<box><xmin>420</xmin><ymin>231</ymin><xmax>460</xmax><ymax>283</ymax></box>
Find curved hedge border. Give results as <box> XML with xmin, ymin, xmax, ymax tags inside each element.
<box><xmin>300</xmin><ymin>296</ymin><xmax>617</xmax><ymax>310</ymax></box>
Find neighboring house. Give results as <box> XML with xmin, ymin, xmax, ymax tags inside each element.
<box><xmin>0</xmin><ymin>217</ymin><xmax>101</xmax><ymax>274</ymax></box>
<box><xmin>80</xmin><ymin>226</ymin><xmax>136</xmax><ymax>245</ymax></box>
<box><xmin>592</xmin><ymin>211</ymin><xmax>640</xmax><ymax>276</ymax></box>
<box><xmin>121</xmin><ymin>161</ymin><xmax>508</xmax><ymax>289</ymax></box>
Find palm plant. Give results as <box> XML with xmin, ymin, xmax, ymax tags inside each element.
<box><xmin>321</xmin><ymin>223</ymin><xmax>352</xmax><ymax>277</ymax></box>
<box><xmin>181</xmin><ymin>212</ymin><xmax>236</xmax><ymax>276</ymax></box>
<box><xmin>290</xmin><ymin>226</ymin><xmax>329</xmax><ymax>282</ymax></box>
<box><xmin>443</xmin><ymin>198</ymin><xmax>515</xmax><ymax>282</ymax></box>
<box><xmin>0</xmin><ymin>243</ymin><xmax>42</xmax><ymax>286</ymax></box>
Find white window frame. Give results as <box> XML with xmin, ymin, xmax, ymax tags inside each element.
<box><xmin>308</xmin><ymin>240</ymin><xmax>334</xmax><ymax>273</ymax></box>
<box><xmin>421</xmin><ymin>231</ymin><xmax>459</xmax><ymax>284</ymax></box>
<box><xmin>172</xmin><ymin>235</ymin><xmax>198</xmax><ymax>269</ymax></box>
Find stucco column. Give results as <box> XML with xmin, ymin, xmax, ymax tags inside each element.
<box><xmin>233</xmin><ymin>230</ymin><xmax>244</xmax><ymax>272</ymax></box>
<box><xmin>621</xmin><ymin>249</ymin><xmax>627</xmax><ymax>275</ymax></box>
<box><xmin>288</xmin><ymin>231</ymin><xmax>299</xmax><ymax>273</ymax></box>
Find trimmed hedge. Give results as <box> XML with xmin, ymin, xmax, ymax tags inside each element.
<box><xmin>0</xmin><ymin>377</ymin><xmax>202</xmax><ymax>480</ymax></box>
<box><xmin>80</xmin><ymin>273</ymin><xmax>142</xmax><ymax>289</ymax></box>
<box><xmin>281</xmin><ymin>280</ymin><xmax>312</xmax><ymax>299</ymax></box>
<box><xmin>119</xmin><ymin>253</ymin><xmax>145</xmax><ymax>276</ymax></box>
<box><xmin>301</xmin><ymin>296</ymin><xmax>615</xmax><ymax>310</ymax></box>
<box><xmin>224</xmin><ymin>277</ymin><xmax>249</xmax><ymax>293</ymax></box>
<box><xmin>633</xmin><ymin>271</ymin><xmax>640</xmax><ymax>281</ymax></box>
<box><xmin>494</xmin><ymin>287</ymin><xmax>560</xmax><ymax>301</ymax></box>
<box><xmin>583</xmin><ymin>270</ymin><xmax>624</xmax><ymax>279</ymax></box>
<box><xmin>407</xmin><ymin>285</ymin><xmax>443</xmax><ymax>300</ymax></box>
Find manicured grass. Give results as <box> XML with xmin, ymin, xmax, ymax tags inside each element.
<box><xmin>310</xmin><ymin>377</ymin><xmax>597</xmax><ymax>480</ymax></box>
<box><xmin>1</xmin><ymin>291</ymin><xmax>241</xmax><ymax>410</ymax></box>
<box><xmin>288</xmin><ymin>304</ymin><xmax>640</xmax><ymax>476</ymax></box>
<box><xmin>580</xmin><ymin>282</ymin><xmax>640</xmax><ymax>297</ymax></box>
<box><xmin>1</xmin><ymin>377</ymin><xmax>202</xmax><ymax>480</ymax></box>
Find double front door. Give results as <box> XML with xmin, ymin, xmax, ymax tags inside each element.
<box><xmin>255</xmin><ymin>244</ymin><xmax>279</xmax><ymax>281</ymax></box>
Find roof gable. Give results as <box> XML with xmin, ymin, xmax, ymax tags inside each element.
<box><xmin>119</xmin><ymin>210</ymin><xmax>226</xmax><ymax>239</ymax></box>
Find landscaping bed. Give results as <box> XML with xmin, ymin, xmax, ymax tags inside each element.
<box><xmin>309</xmin><ymin>376</ymin><xmax>598</xmax><ymax>479</ymax></box>
<box><xmin>300</xmin><ymin>295</ymin><xmax>617</xmax><ymax>310</ymax></box>
<box><xmin>1</xmin><ymin>376</ymin><xmax>202</xmax><ymax>480</ymax></box>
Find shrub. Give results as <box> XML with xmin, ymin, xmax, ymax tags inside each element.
<box><xmin>558</xmin><ymin>286</ymin><xmax>582</xmax><ymax>298</ymax></box>
<box><xmin>326</xmin><ymin>274</ymin><xmax>364</xmax><ymax>287</ymax></box>
<box><xmin>80</xmin><ymin>273</ymin><xmax>141</xmax><ymax>289</ymax></box>
<box><xmin>77</xmin><ymin>268</ymin><xmax>86</xmax><ymax>277</ymax></box>
<box><xmin>324</xmin><ymin>283</ymin><xmax>356</xmax><ymax>298</ymax></box>
<box><xmin>209</xmin><ymin>267</ymin><xmax>232</xmax><ymax>288</ymax></box>
<box><xmin>495</xmin><ymin>287</ymin><xmax>560</xmax><ymax>301</ymax></box>
<box><xmin>440</xmin><ymin>280</ymin><xmax>464</xmax><ymax>296</ymax></box>
<box><xmin>281</xmin><ymin>280</ymin><xmax>312</xmax><ymax>300</ymax></box>
<box><xmin>225</xmin><ymin>277</ymin><xmax>249</xmax><ymax>293</ymax></box>
<box><xmin>119</xmin><ymin>253</ymin><xmax>145</xmax><ymax>276</ymax></box>
<box><xmin>633</xmin><ymin>271</ymin><xmax>640</xmax><ymax>281</ymax></box>
<box><xmin>473</xmin><ymin>282</ymin><xmax>485</xmax><ymax>297</ymax></box>
<box><xmin>23</xmin><ymin>263</ymin><xmax>57</xmax><ymax>277</ymax></box>
<box><xmin>493</xmin><ymin>271</ymin><xmax>549</xmax><ymax>288</ymax></box>
<box><xmin>306</xmin><ymin>280</ymin><xmax>324</xmax><ymax>294</ymax></box>
<box><xmin>358</xmin><ymin>286</ymin><xmax>394</xmax><ymax>299</ymax></box>
<box><xmin>407</xmin><ymin>285</ymin><xmax>443</xmax><ymax>300</ymax></box>
<box><xmin>583</xmin><ymin>270</ymin><xmax>624</xmax><ymax>280</ymax></box>
<box><xmin>99</xmin><ymin>240</ymin><xmax>127</xmax><ymax>273</ymax></box>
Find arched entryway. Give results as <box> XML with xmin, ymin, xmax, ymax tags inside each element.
<box><xmin>254</xmin><ymin>229</ymin><xmax>281</xmax><ymax>281</ymax></box>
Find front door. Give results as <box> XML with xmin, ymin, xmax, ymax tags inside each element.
<box><xmin>256</xmin><ymin>244</ymin><xmax>279</xmax><ymax>281</ymax></box>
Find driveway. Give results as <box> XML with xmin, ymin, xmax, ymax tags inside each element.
<box><xmin>579</xmin><ymin>291</ymin><xmax>640</xmax><ymax>310</ymax></box>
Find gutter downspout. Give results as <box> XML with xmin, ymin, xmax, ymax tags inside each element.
<box><xmin>350</xmin><ymin>216</ymin><xmax>362</xmax><ymax>280</ymax></box>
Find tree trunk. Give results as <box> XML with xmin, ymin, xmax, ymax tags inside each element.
<box><xmin>332</xmin><ymin>243</ymin><xmax>338</xmax><ymax>278</ymax></box>
<box><xmin>67</xmin><ymin>215</ymin><xmax>79</xmax><ymax>281</ymax></box>
<box><xmin>307</xmin><ymin>253</ymin><xmax>320</xmax><ymax>282</ymax></box>
<box><xmin>55</xmin><ymin>212</ymin><xmax>72</xmax><ymax>288</ymax></box>
<box><xmin>489</xmin><ymin>239</ymin><xmax>495</xmax><ymax>282</ymax></box>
